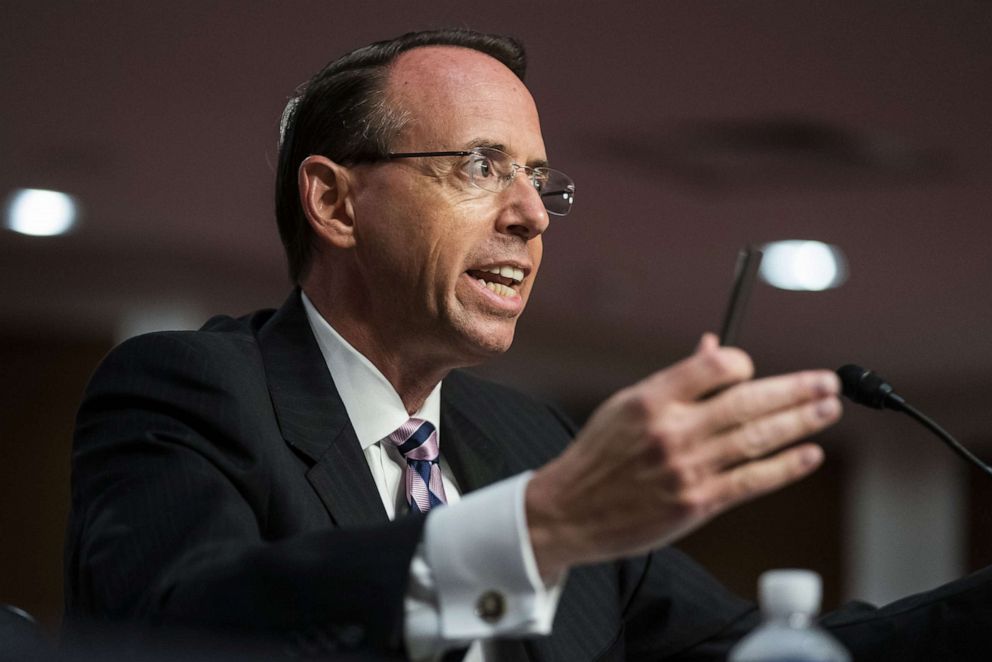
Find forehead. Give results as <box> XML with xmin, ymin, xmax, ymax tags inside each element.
<box><xmin>384</xmin><ymin>46</ymin><xmax>545</xmax><ymax>158</ymax></box>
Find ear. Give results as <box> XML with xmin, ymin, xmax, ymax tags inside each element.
<box><xmin>298</xmin><ymin>155</ymin><xmax>357</xmax><ymax>249</ymax></box>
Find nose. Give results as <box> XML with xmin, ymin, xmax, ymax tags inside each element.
<box><xmin>496</xmin><ymin>172</ymin><xmax>550</xmax><ymax>240</ymax></box>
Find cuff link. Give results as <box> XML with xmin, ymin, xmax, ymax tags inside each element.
<box><xmin>475</xmin><ymin>589</ymin><xmax>506</xmax><ymax>623</ymax></box>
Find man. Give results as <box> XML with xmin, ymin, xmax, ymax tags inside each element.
<box><xmin>66</xmin><ymin>29</ymin><xmax>992</xmax><ymax>661</ymax></box>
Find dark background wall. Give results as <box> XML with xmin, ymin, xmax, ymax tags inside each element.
<box><xmin>0</xmin><ymin>334</ymin><xmax>111</xmax><ymax>632</ymax></box>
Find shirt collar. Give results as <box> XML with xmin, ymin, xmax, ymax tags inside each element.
<box><xmin>301</xmin><ymin>291</ymin><xmax>442</xmax><ymax>450</ymax></box>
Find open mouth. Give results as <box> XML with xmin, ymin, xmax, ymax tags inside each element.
<box><xmin>466</xmin><ymin>265</ymin><xmax>525</xmax><ymax>298</ymax></box>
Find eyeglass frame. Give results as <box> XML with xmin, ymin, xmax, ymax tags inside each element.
<box><xmin>378</xmin><ymin>147</ymin><xmax>575</xmax><ymax>216</ymax></box>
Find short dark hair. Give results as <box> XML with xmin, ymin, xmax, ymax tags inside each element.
<box><xmin>275</xmin><ymin>28</ymin><xmax>527</xmax><ymax>283</ymax></box>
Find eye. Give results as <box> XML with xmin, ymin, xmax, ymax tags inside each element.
<box><xmin>465</xmin><ymin>154</ymin><xmax>495</xmax><ymax>180</ymax></box>
<box><xmin>531</xmin><ymin>168</ymin><xmax>551</xmax><ymax>192</ymax></box>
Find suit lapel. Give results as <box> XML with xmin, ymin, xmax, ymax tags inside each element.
<box><xmin>439</xmin><ymin>396</ymin><xmax>512</xmax><ymax>494</ymax></box>
<box><xmin>256</xmin><ymin>290</ymin><xmax>387</xmax><ymax>527</ymax></box>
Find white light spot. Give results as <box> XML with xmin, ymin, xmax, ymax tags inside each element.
<box><xmin>760</xmin><ymin>240</ymin><xmax>847</xmax><ymax>291</ymax></box>
<box><xmin>4</xmin><ymin>188</ymin><xmax>79</xmax><ymax>236</ymax></box>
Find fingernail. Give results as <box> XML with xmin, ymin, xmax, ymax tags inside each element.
<box><xmin>816</xmin><ymin>372</ymin><xmax>840</xmax><ymax>396</ymax></box>
<box><xmin>816</xmin><ymin>397</ymin><xmax>840</xmax><ymax>420</ymax></box>
<box><xmin>802</xmin><ymin>445</ymin><xmax>824</xmax><ymax>467</ymax></box>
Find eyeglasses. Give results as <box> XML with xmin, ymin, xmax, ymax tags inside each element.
<box><xmin>384</xmin><ymin>147</ymin><xmax>575</xmax><ymax>216</ymax></box>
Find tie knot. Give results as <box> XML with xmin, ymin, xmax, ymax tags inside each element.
<box><xmin>385</xmin><ymin>418</ymin><xmax>439</xmax><ymax>462</ymax></box>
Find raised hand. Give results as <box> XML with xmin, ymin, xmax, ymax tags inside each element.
<box><xmin>526</xmin><ymin>333</ymin><xmax>841</xmax><ymax>578</ymax></box>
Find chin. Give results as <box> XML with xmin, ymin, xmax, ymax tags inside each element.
<box><xmin>450</xmin><ymin>325</ymin><xmax>517</xmax><ymax>366</ymax></box>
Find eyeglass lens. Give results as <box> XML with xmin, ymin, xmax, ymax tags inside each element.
<box><xmin>471</xmin><ymin>149</ymin><xmax>575</xmax><ymax>216</ymax></box>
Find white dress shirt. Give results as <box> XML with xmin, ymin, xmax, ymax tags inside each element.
<box><xmin>301</xmin><ymin>292</ymin><xmax>563</xmax><ymax>661</ymax></box>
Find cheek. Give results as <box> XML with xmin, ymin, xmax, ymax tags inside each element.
<box><xmin>531</xmin><ymin>237</ymin><xmax>544</xmax><ymax>269</ymax></box>
<box><xmin>356</xmin><ymin>184</ymin><xmax>441</xmax><ymax>273</ymax></box>
<box><xmin>523</xmin><ymin>238</ymin><xmax>544</xmax><ymax>299</ymax></box>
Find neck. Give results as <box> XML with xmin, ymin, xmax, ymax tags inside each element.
<box><xmin>348</xmin><ymin>330</ymin><xmax>448</xmax><ymax>414</ymax></box>
<box><xmin>302</xmin><ymin>279</ymin><xmax>453</xmax><ymax>414</ymax></box>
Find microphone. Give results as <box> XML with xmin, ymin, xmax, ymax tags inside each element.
<box><xmin>836</xmin><ymin>364</ymin><xmax>906</xmax><ymax>411</ymax></box>
<box><xmin>836</xmin><ymin>364</ymin><xmax>992</xmax><ymax>479</ymax></box>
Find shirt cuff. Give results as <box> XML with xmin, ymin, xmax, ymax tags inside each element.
<box><xmin>424</xmin><ymin>471</ymin><xmax>566</xmax><ymax>640</ymax></box>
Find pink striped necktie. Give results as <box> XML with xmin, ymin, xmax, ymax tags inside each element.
<box><xmin>385</xmin><ymin>418</ymin><xmax>447</xmax><ymax>514</ymax></box>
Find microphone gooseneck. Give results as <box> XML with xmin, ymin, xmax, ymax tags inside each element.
<box><xmin>836</xmin><ymin>364</ymin><xmax>992</xmax><ymax>480</ymax></box>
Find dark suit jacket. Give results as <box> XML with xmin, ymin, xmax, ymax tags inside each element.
<box><xmin>65</xmin><ymin>292</ymin><xmax>992</xmax><ymax>660</ymax></box>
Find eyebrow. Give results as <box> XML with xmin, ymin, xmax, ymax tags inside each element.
<box><xmin>465</xmin><ymin>138</ymin><xmax>549</xmax><ymax>169</ymax></box>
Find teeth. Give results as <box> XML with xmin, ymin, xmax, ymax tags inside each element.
<box><xmin>484</xmin><ymin>265</ymin><xmax>524</xmax><ymax>283</ymax></box>
<box><xmin>499</xmin><ymin>265</ymin><xmax>524</xmax><ymax>283</ymax></box>
<box><xmin>482</xmin><ymin>280</ymin><xmax>516</xmax><ymax>298</ymax></box>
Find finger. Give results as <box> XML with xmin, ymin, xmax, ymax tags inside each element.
<box><xmin>644</xmin><ymin>334</ymin><xmax>754</xmax><ymax>403</ymax></box>
<box><xmin>695</xmin><ymin>332</ymin><xmax>719</xmax><ymax>353</ymax></box>
<box><xmin>696</xmin><ymin>396</ymin><xmax>841</xmax><ymax>471</ymax></box>
<box><xmin>694</xmin><ymin>369</ymin><xmax>840</xmax><ymax>437</ymax></box>
<box><xmin>691</xmin><ymin>443</ymin><xmax>824</xmax><ymax>516</ymax></box>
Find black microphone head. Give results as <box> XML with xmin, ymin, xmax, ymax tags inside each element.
<box><xmin>837</xmin><ymin>364</ymin><xmax>901</xmax><ymax>410</ymax></box>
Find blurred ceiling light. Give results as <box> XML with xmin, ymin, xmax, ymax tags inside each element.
<box><xmin>4</xmin><ymin>188</ymin><xmax>79</xmax><ymax>236</ymax></box>
<box><xmin>760</xmin><ymin>240</ymin><xmax>847</xmax><ymax>291</ymax></box>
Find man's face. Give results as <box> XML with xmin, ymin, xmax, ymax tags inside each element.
<box><xmin>347</xmin><ymin>46</ymin><xmax>550</xmax><ymax>368</ymax></box>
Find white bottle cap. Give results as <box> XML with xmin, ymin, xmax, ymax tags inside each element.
<box><xmin>758</xmin><ymin>569</ymin><xmax>822</xmax><ymax>616</ymax></box>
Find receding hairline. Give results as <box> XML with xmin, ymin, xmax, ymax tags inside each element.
<box><xmin>378</xmin><ymin>44</ymin><xmax>536</xmax><ymax>147</ymax></box>
<box><xmin>385</xmin><ymin>43</ymin><xmax>528</xmax><ymax>92</ymax></box>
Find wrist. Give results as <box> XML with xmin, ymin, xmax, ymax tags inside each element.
<box><xmin>525</xmin><ymin>464</ymin><xmax>578</xmax><ymax>580</ymax></box>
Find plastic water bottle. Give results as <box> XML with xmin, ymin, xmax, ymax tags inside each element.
<box><xmin>728</xmin><ymin>569</ymin><xmax>850</xmax><ymax>662</ymax></box>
